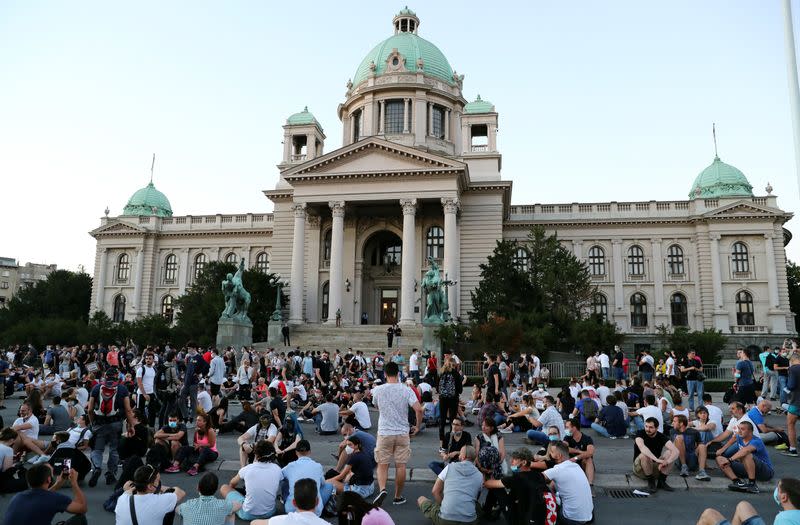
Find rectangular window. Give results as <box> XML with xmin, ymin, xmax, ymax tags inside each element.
<box><xmin>0</xmin><ymin>281</ymin><xmax>8</xmax><ymax>289</ymax></box>
<box><xmin>385</xmin><ymin>101</ymin><xmax>404</xmax><ymax>133</ymax></box>
<box><xmin>430</xmin><ymin>106</ymin><xmax>445</xmax><ymax>139</ymax></box>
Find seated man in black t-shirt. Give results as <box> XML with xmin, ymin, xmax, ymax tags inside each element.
<box><xmin>670</xmin><ymin>414</ymin><xmax>701</xmax><ymax>477</ymax></box>
<box><xmin>564</xmin><ymin>417</ymin><xmax>595</xmax><ymax>486</ymax></box>
<box><xmin>153</xmin><ymin>413</ymin><xmax>188</xmax><ymax>462</ymax></box>
<box><xmin>633</xmin><ymin>416</ymin><xmax>679</xmax><ymax>492</ymax></box>
<box><xmin>428</xmin><ymin>416</ymin><xmax>472</xmax><ymax>475</ymax></box>
<box><xmin>484</xmin><ymin>447</ymin><xmax>557</xmax><ymax>525</ymax></box>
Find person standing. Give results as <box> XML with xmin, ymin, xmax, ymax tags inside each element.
<box><xmin>733</xmin><ymin>348</ymin><xmax>757</xmax><ymax>406</ymax></box>
<box><xmin>208</xmin><ymin>348</ymin><xmax>226</xmax><ymax>404</ymax></box>
<box><xmin>612</xmin><ymin>345</ymin><xmax>625</xmax><ymax>381</ymax></box>
<box><xmin>282</xmin><ymin>322</ymin><xmax>291</xmax><ymax>347</ymax></box>
<box><xmin>336</xmin><ymin>308</ymin><xmax>342</xmax><ymax>327</ymax></box>
<box><xmin>371</xmin><ymin>361</ymin><xmax>423</xmax><ymax>507</ymax></box>
<box><xmin>409</xmin><ymin>349</ymin><xmax>420</xmax><ymax>383</ymax></box>
<box><xmin>181</xmin><ymin>342</ymin><xmax>208</xmax><ymax>428</ymax></box>
<box><xmin>680</xmin><ymin>350</ymin><xmax>705</xmax><ymax>411</ymax></box>
<box><xmin>136</xmin><ymin>351</ymin><xmax>159</xmax><ymax>427</ymax></box>
<box><xmin>387</xmin><ymin>325</ymin><xmax>394</xmax><ymax>348</ymax></box>
<box><xmin>437</xmin><ymin>357</ymin><xmax>463</xmax><ymax>447</ymax></box>
<box><xmin>598</xmin><ymin>350</ymin><xmax>610</xmax><ymax>381</ymax></box>
<box><xmin>782</xmin><ymin>352</ymin><xmax>800</xmax><ymax>457</ymax></box>
<box><xmin>87</xmin><ymin>367</ymin><xmax>136</xmax><ymax>487</ymax></box>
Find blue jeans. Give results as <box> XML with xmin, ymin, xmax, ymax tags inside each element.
<box><xmin>631</xmin><ymin>416</ymin><xmax>645</xmax><ymax>432</ymax></box>
<box><xmin>614</xmin><ymin>367</ymin><xmax>625</xmax><ymax>380</ymax></box>
<box><xmin>779</xmin><ymin>375</ymin><xmax>788</xmax><ymax>405</ymax></box>
<box><xmin>590</xmin><ymin>422</ymin><xmax>610</xmax><ymax>438</ymax></box>
<box><xmin>493</xmin><ymin>413</ymin><xmax>506</xmax><ymax>426</ymax></box>
<box><xmin>281</xmin><ymin>479</ymin><xmax>334</xmax><ymax>515</ymax></box>
<box><xmin>686</xmin><ymin>380</ymin><xmax>704</xmax><ymax>411</ymax></box>
<box><xmin>429</xmin><ymin>461</ymin><xmax>446</xmax><ymax>476</ymax></box>
<box><xmin>90</xmin><ymin>421</ymin><xmax>123</xmax><ymax>474</ymax></box>
<box><xmin>601</xmin><ymin>367</ymin><xmax>610</xmax><ymax>380</ymax></box>
<box><xmin>526</xmin><ymin>429</ymin><xmax>549</xmax><ymax>445</ymax></box>
<box><xmin>641</xmin><ymin>371</ymin><xmax>653</xmax><ymax>382</ymax></box>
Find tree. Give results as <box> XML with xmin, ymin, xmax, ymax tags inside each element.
<box><xmin>788</xmin><ymin>261</ymin><xmax>800</xmax><ymax>333</ymax></box>
<box><xmin>571</xmin><ymin>315</ymin><xmax>624</xmax><ymax>355</ymax></box>
<box><xmin>172</xmin><ymin>261</ymin><xmax>284</xmax><ymax>347</ymax></box>
<box><xmin>666</xmin><ymin>326</ymin><xmax>725</xmax><ymax>365</ymax></box>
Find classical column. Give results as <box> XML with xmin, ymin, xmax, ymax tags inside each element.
<box><xmin>764</xmin><ymin>233</ymin><xmax>780</xmax><ymax>308</ymax></box>
<box><xmin>651</xmin><ymin>239</ymin><xmax>665</xmax><ymax>311</ymax></box>
<box><xmin>378</xmin><ymin>101</ymin><xmax>385</xmax><ymax>134</ymax></box>
<box><xmin>427</xmin><ymin>102</ymin><xmax>433</xmax><ymax>136</ymax></box>
<box><xmin>96</xmin><ymin>248</ymin><xmax>108</xmax><ymax>311</ymax></box>
<box><xmin>611</xmin><ymin>239</ymin><xmax>624</xmax><ymax>309</ymax></box>
<box><xmin>442</xmin><ymin>198</ymin><xmax>460</xmax><ymax>318</ymax></box>
<box><xmin>289</xmin><ymin>203</ymin><xmax>307</xmax><ymax>324</ymax></box>
<box><xmin>326</xmin><ymin>201</ymin><xmax>346</xmax><ymax>325</ymax></box>
<box><xmin>709</xmin><ymin>234</ymin><xmax>723</xmax><ymax>309</ymax></box>
<box><xmin>306</xmin><ymin>135</ymin><xmax>315</xmax><ymax>160</ymax></box>
<box><xmin>403</xmin><ymin>98</ymin><xmax>410</xmax><ymax>133</ymax></box>
<box><xmin>444</xmin><ymin>109</ymin><xmax>451</xmax><ymax>141</ymax></box>
<box><xmin>572</xmin><ymin>240</ymin><xmax>583</xmax><ymax>261</ymax></box>
<box><xmin>178</xmin><ymin>249</ymin><xmax>189</xmax><ymax>296</ymax></box>
<box><xmin>399</xmin><ymin>198</ymin><xmax>417</xmax><ymax>325</ymax></box>
<box><xmin>133</xmin><ymin>248</ymin><xmax>145</xmax><ymax>314</ymax></box>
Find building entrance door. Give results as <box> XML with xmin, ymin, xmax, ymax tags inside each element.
<box><xmin>380</xmin><ymin>289</ymin><xmax>398</xmax><ymax>325</ymax></box>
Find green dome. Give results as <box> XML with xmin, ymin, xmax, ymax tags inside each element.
<box><xmin>287</xmin><ymin>106</ymin><xmax>319</xmax><ymax>126</ymax></box>
<box><xmin>689</xmin><ymin>156</ymin><xmax>753</xmax><ymax>199</ymax></box>
<box><xmin>464</xmin><ymin>94</ymin><xmax>494</xmax><ymax>114</ymax></box>
<box><xmin>123</xmin><ymin>182</ymin><xmax>173</xmax><ymax>217</ymax></box>
<box><xmin>353</xmin><ymin>32</ymin><xmax>454</xmax><ymax>87</ymax></box>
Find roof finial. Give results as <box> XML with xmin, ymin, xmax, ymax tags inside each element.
<box><xmin>712</xmin><ymin>123</ymin><xmax>719</xmax><ymax>160</ymax></box>
<box><xmin>150</xmin><ymin>153</ymin><xmax>156</xmax><ymax>184</ymax></box>
<box><xmin>303</xmin><ymin>106</ymin><xmax>308</xmax><ymax>112</ymax></box>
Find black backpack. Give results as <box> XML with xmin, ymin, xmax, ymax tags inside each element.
<box><xmin>154</xmin><ymin>363</ymin><xmax>174</xmax><ymax>392</ymax></box>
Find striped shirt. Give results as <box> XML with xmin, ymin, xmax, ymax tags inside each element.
<box><xmin>177</xmin><ymin>495</ymin><xmax>234</xmax><ymax>525</ymax></box>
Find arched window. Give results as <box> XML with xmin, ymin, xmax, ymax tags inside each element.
<box><xmin>384</xmin><ymin>244</ymin><xmax>402</xmax><ymax>266</ymax></box>
<box><xmin>113</xmin><ymin>295</ymin><xmax>126</xmax><ymax>323</ymax></box>
<box><xmin>736</xmin><ymin>290</ymin><xmax>755</xmax><ymax>325</ymax></box>
<box><xmin>588</xmin><ymin>246</ymin><xmax>605</xmax><ymax>276</ymax></box>
<box><xmin>513</xmin><ymin>247</ymin><xmax>530</xmax><ymax>272</ymax></box>
<box><xmin>732</xmin><ymin>242</ymin><xmax>750</xmax><ymax>274</ymax></box>
<box><xmin>224</xmin><ymin>252</ymin><xmax>237</xmax><ymax>264</ymax></box>
<box><xmin>163</xmin><ymin>254</ymin><xmax>177</xmax><ymax>284</ymax></box>
<box><xmin>667</xmin><ymin>244</ymin><xmax>684</xmax><ymax>275</ymax></box>
<box><xmin>161</xmin><ymin>295</ymin><xmax>174</xmax><ymax>323</ymax></box>
<box><xmin>627</xmin><ymin>245</ymin><xmax>645</xmax><ymax>276</ymax></box>
<box><xmin>321</xmin><ymin>281</ymin><xmax>330</xmax><ymax>321</ymax></box>
<box><xmin>323</xmin><ymin>230</ymin><xmax>332</xmax><ymax>263</ymax></box>
<box><xmin>630</xmin><ymin>292</ymin><xmax>647</xmax><ymax>327</ymax></box>
<box><xmin>426</xmin><ymin>226</ymin><xmax>444</xmax><ymax>260</ymax></box>
<box><xmin>194</xmin><ymin>253</ymin><xmax>207</xmax><ymax>280</ymax></box>
<box><xmin>255</xmin><ymin>252</ymin><xmax>269</xmax><ymax>273</ymax></box>
<box><xmin>670</xmin><ymin>293</ymin><xmax>688</xmax><ymax>326</ymax></box>
<box><xmin>591</xmin><ymin>293</ymin><xmax>608</xmax><ymax>320</ymax></box>
<box><xmin>117</xmin><ymin>254</ymin><xmax>130</xmax><ymax>283</ymax></box>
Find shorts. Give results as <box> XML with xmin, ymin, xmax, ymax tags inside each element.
<box><xmin>225</xmin><ymin>490</ymin><xmax>275</xmax><ymax>521</ymax></box>
<box><xmin>210</xmin><ymin>383</ymin><xmax>221</xmax><ymax>396</ymax></box>
<box><xmin>375</xmin><ymin>434</ymin><xmax>411</xmax><ymax>465</ymax></box>
<box><xmin>344</xmin><ymin>481</ymin><xmax>375</xmax><ymax>499</ymax></box>
<box><xmin>788</xmin><ymin>404</ymin><xmax>800</xmax><ymax>416</ymax></box>
<box><xmin>729</xmin><ymin>457</ymin><xmax>773</xmax><ymax>482</ymax></box>
<box><xmin>717</xmin><ymin>517</ymin><xmax>766</xmax><ymax>525</ymax></box>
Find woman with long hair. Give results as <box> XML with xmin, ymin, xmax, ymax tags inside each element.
<box><xmin>337</xmin><ymin>490</ymin><xmax>395</xmax><ymax>525</ymax></box>
<box><xmin>437</xmin><ymin>357</ymin><xmax>463</xmax><ymax>447</ymax></box>
<box><xmin>165</xmin><ymin>413</ymin><xmax>218</xmax><ymax>476</ymax></box>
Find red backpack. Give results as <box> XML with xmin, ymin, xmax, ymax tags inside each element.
<box><xmin>95</xmin><ymin>383</ymin><xmax>120</xmax><ymax>417</ymax></box>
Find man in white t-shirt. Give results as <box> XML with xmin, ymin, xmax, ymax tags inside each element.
<box><xmin>409</xmin><ymin>349</ymin><xmax>420</xmax><ymax>382</ymax></box>
<box><xmin>221</xmin><ymin>440</ymin><xmax>283</xmax><ymax>521</ymax></box>
<box><xmin>339</xmin><ymin>391</ymin><xmax>372</xmax><ymax>430</ymax></box>
<box><xmin>543</xmin><ymin>442</ymin><xmax>593</xmax><ymax>524</ymax></box>
<box><xmin>238</xmin><ymin>415</ymin><xmax>279</xmax><ymax>467</ymax></box>
<box><xmin>115</xmin><ymin>464</ymin><xmax>186</xmax><ymax>525</ymax></box>
<box><xmin>252</xmin><ymin>478</ymin><xmax>329</xmax><ymax>525</ymax></box>
<box><xmin>629</xmin><ymin>394</ymin><xmax>664</xmax><ymax>433</ymax></box>
<box><xmin>371</xmin><ymin>361</ymin><xmax>423</xmax><ymax>507</ymax></box>
<box><xmin>12</xmin><ymin>401</ymin><xmax>46</xmax><ymax>457</ymax></box>
<box><xmin>530</xmin><ymin>353</ymin><xmax>541</xmax><ymax>384</ymax></box>
<box><xmin>197</xmin><ymin>383</ymin><xmax>213</xmax><ymax>413</ymax></box>
<box><xmin>599</xmin><ymin>351</ymin><xmax>611</xmax><ymax>380</ymax></box>
<box><xmin>665</xmin><ymin>353</ymin><xmax>676</xmax><ymax>378</ymax></box>
<box><xmin>135</xmin><ymin>352</ymin><xmax>158</xmax><ymax>426</ymax></box>
<box><xmin>702</xmin><ymin>394</ymin><xmax>724</xmax><ymax>436</ymax></box>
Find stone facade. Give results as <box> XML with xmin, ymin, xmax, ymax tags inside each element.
<box><xmin>0</xmin><ymin>257</ymin><xmax>57</xmax><ymax>307</ymax></box>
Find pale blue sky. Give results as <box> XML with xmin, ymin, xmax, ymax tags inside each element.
<box><xmin>1</xmin><ymin>1</ymin><xmax>799</xmax><ymax>271</ymax></box>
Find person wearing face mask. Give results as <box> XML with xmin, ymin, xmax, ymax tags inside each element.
<box><xmin>429</xmin><ymin>417</ymin><xmax>472</xmax><ymax>475</ymax></box>
<box><xmin>326</xmin><ymin>435</ymin><xmax>376</xmax><ymax>500</ymax></box>
<box><xmin>524</xmin><ymin>396</ymin><xmax>565</xmax><ymax>445</ymax></box>
<box><xmin>153</xmin><ymin>414</ymin><xmax>189</xmax><ymax>466</ymax></box>
<box><xmin>417</xmin><ymin>445</ymin><xmax>483</xmax><ymax>525</ymax></box>
<box><xmin>697</xmin><ymin>480</ymin><xmax>800</xmax><ymax>525</ymax></box>
<box><xmin>483</xmin><ymin>447</ymin><xmax>558</xmax><ymax>525</ymax></box>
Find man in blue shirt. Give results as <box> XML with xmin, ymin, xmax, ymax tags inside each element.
<box><xmin>180</xmin><ymin>342</ymin><xmax>208</xmax><ymax>427</ymax></box>
<box><xmin>3</xmin><ymin>462</ymin><xmax>87</xmax><ymax>525</ymax></box>
<box><xmin>734</xmin><ymin>348</ymin><xmax>757</xmax><ymax>405</ymax></box>
<box><xmin>281</xmin><ymin>440</ymin><xmax>333</xmax><ymax>515</ymax></box>
<box><xmin>747</xmin><ymin>400</ymin><xmax>789</xmax><ymax>446</ymax></box>
<box><xmin>717</xmin><ymin>420</ymin><xmax>773</xmax><ymax>494</ymax></box>
<box><xmin>333</xmin><ymin>416</ymin><xmax>377</xmax><ymax>473</ymax></box>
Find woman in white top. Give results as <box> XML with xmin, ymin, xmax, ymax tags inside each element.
<box><xmin>0</xmin><ymin>428</ymin><xmax>27</xmax><ymax>493</ymax></box>
<box><xmin>237</xmin><ymin>358</ymin><xmax>256</xmax><ymax>401</ymax></box>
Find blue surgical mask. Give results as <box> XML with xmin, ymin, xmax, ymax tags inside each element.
<box><xmin>734</xmin><ymin>373</ymin><xmax>741</xmax><ymax>379</ymax></box>
<box><xmin>548</xmin><ymin>435</ymin><xmax>560</xmax><ymax>442</ymax></box>
<box><xmin>564</xmin><ymin>431</ymin><xmax>572</xmax><ymax>437</ymax></box>
<box><xmin>510</xmin><ymin>465</ymin><xmax>520</xmax><ymax>473</ymax></box>
<box><xmin>169</xmin><ymin>421</ymin><xmax>177</xmax><ymax>428</ymax></box>
<box><xmin>774</xmin><ymin>486</ymin><xmax>781</xmax><ymax>507</ymax></box>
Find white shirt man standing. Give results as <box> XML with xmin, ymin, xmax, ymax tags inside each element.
<box><xmin>598</xmin><ymin>351</ymin><xmax>610</xmax><ymax>380</ymax></box>
<box><xmin>135</xmin><ymin>352</ymin><xmax>157</xmax><ymax>426</ymax></box>
<box><xmin>371</xmin><ymin>361</ymin><xmax>423</xmax><ymax>507</ymax></box>
<box><xmin>409</xmin><ymin>349</ymin><xmax>420</xmax><ymax>382</ymax></box>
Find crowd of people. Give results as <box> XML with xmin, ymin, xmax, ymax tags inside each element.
<box><xmin>0</xmin><ymin>338</ymin><xmax>798</xmax><ymax>525</ymax></box>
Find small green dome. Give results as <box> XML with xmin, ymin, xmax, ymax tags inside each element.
<box><xmin>397</xmin><ymin>6</ymin><xmax>416</xmax><ymax>16</ymax></box>
<box><xmin>689</xmin><ymin>156</ymin><xmax>753</xmax><ymax>199</ymax></box>
<box><xmin>287</xmin><ymin>106</ymin><xmax>319</xmax><ymax>126</ymax></box>
<box><xmin>123</xmin><ymin>182</ymin><xmax>173</xmax><ymax>217</ymax></box>
<box><xmin>353</xmin><ymin>32</ymin><xmax>454</xmax><ymax>87</ymax></box>
<box><xmin>464</xmin><ymin>94</ymin><xmax>494</xmax><ymax>114</ymax></box>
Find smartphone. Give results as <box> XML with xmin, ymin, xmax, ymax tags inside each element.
<box><xmin>62</xmin><ymin>458</ymin><xmax>71</xmax><ymax>475</ymax></box>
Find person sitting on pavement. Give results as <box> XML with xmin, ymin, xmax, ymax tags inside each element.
<box><xmin>428</xmin><ymin>415</ymin><xmax>473</xmax><ymax>476</ymax></box>
<box><xmin>312</xmin><ymin>393</ymin><xmax>341</xmax><ymax>435</ymax></box>
<box><xmin>336</xmin><ymin>490</ymin><xmax>396</xmax><ymax>525</ymax></box>
<box><xmin>332</xmin><ymin>416</ymin><xmax>377</xmax><ymax>476</ymax></box>
<box><xmin>39</xmin><ymin>395</ymin><xmax>72</xmax><ymax>436</ymax></box>
<box><xmin>11</xmin><ymin>401</ymin><xmax>47</xmax><ymax>459</ymax></box>
<box><xmin>219</xmin><ymin>400</ymin><xmax>259</xmax><ymax>434</ymax></box>
<box><xmin>563</xmin><ymin>417</ymin><xmax>595</xmax><ymax>487</ymax></box>
<box><xmin>691</xmin><ymin>406</ymin><xmax>720</xmax><ymax>444</ymax></box>
<box><xmin>327</xmin><ymin>435</ymin><xmax>376</xmax><ymax>499</ymax></box>
<box><xmin>572</xmin><ymin>390</ymin><xmax>600</xmax><ymax>429</ymax></box>
<box><xmin>696</xmin><ymin>477</ymin><xmax>800</xmax><ymax>525</ymax></box>
<box><xmin>717</xmin><ymin>420</ymin><xmax>774</xmax><ymax>494</ymax></box>
<box><xmin>543</xmin><ymin>441</ymin><xmax>594</xmax><ymax>525</ymax></box>
<box><xmin>153</xmin><ymin>413</ymin><xmax>188</xmax><ymax>467</ymax></box>
<box><xmin>498</xmin><ymin>395</ymin><xmax>537</xmax><ymax>433</ymax></box>
<box><xmin>115</xmin><ymin>463</ymin><xmax>186</xmax><ymax>525</ymax></box>
<box><xmin>523</xmin><ymin>395</ymin><xmax>565</xmax><ymax>445</ymax></box>
<box><xmin>339</xmin><ymin>390</ymin><xmax>372</xmax><ymax>431</ymax></box>
<box><xmin>417</xmin><ymin>445</ymin><xmax>483</xmax><ymax>525</ymax></box>
<box><xmin>2</xmin><ymin>461</ymin><xmax>88</xmax><ymax>525</ymax></box>
<box><xmin>747</xmin><ymin>399</ymin><xmax>790</xmax><ymax>446</ymax></box>
<box><xmin>252</xmin><ymin>478</ymin><xmax>330</xmax><ymax>525</ymax></box>
<box><xmin>221</xmin><ymin>439</ymin><xmax>283</xmax><ymax>521</ymax></box>
<box><xmin>165</xmin><ymin>413</ymin><xmax>218</xmax><ymax>476</ymax></box>
<box><xmin>629</xmin><ymin>394</ymin><xmax>664</xmax><ymax>434</ymax></box>
<box><xmin>633</xmin><ymin>416</ymin><xmax>680</xmax><ymax>492</ymax></box>
<box><xmin>176</xmin><ymin>471</ymin><xmax>239</xmax><ymax>525</ymax></box>
<box><xmin>281</xmin><ymin>439</ymin><xmax>333</xmax><ymax>516</ymax></box>
<box><xmin>238</xmin><ymin>413</ymin><xmax>279</xmax><ymax>467</ymax></box>
<box><xmin>590</xmin><ymin>394</ymin><xmax>628</xmax><ymax>439</ymax></box>
<box><xmin>484</xmin><ymin>447</ymin><xmax>559</xmax><ymax>525</ymax></box>
<box><xmin>695</xmin><ymin>401</ymin><xmax>760</xmax><ymax>481</ymax></box>
<box><xmin>671</xmin><ymin>414</ymin><xmax>701</xmax><ymax>478</ymax></box>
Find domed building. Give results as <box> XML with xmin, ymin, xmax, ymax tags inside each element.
<box><xmin>90</xmin><ymin>8</ymin><xmax>794</xmax><ymax>349</ymax></box>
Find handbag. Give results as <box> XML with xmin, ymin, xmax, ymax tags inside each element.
<box><xmin>697</xmin><ymin>372</ymin><xmax>706</xmax><ymax>382</ymax></box>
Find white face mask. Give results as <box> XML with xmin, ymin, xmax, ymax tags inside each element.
<box><xmin>345</xmin><ymin>445</ymin><xmax>354</xmax><ymax>455</ymax></box>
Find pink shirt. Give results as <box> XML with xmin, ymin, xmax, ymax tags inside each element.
<box><xmin>363</xmin><ymin>508</ymin><xmax>395</xmax><ymax>525</ymax></box>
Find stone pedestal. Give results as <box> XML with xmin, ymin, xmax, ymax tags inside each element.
<box><xmin>216</xmin><ymin>318</ymin><xmax>253</xmax><ymax>350</ymax></box>
<box><xmin>267</xmin><ymin>320</ymin><xmax>283</xmax><ymax>346</ymax></box>
<box><xmin>422</xmin><ymin>322</ymin><xmax>443</xmax><ymax>362</ymax></box>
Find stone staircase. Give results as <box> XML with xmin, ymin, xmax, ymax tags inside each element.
<box><xmin>254</xmin><ymin>324</ymin><xmax>424</xmax><ymax>355</ymax></box>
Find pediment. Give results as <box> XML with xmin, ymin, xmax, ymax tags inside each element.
<box><xmin>90</xmin><ymin>220</ymin><xmax>147</xmax><ymax>237</ymax></box>
<box><xmin>703</xmin><ymin>200</ymin><xmax>778</xmax><ymax>218</ymax></box>
<box><xmin>281</xmin><ymin>138</ymin><xmax>465</xmax><ymax>180</ymax></box>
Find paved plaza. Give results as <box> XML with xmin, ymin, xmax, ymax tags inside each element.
<box><xmin>0</xmin><ymin>390</ymin><xmax>794</xmax><ymax>524</ymax></box>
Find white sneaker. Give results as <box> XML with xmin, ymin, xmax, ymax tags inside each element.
<box><xmin>499</xmin><ymin>427</ymin><xmax>513</xmax><ymax>434</ymax></box>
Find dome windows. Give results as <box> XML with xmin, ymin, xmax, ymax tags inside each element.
<box><xmin>393</xmin><ymin>8</ymin><xmax>419</xmax><ymax>34</ymax></box>
<box><xmin>383</xmin><ymin>100</ymin><xmax>406</xmax><ymax>134</ymax></box>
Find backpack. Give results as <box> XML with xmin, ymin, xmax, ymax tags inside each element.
<box><xmin>581</xmin><ymin>398</ymin><xmax>598</xmax><ymax>420</ymax></box>
<box><xmin>154</xmin><ymin>363</ymin><xmax>174</xmax><ymax>392</ymax></box>
<box><xmin>439</xmin><ymin>372</ymin><xmax>456</xmax><ymax>398</ymax></box>
<box><xmin>95</xmin><ymin>384</ymin><xmax>120</xmax><ymax>417</ymax></box>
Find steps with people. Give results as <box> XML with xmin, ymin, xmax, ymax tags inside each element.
<box><xmin>253</xmin><ymin>323</ymin><xmax>424</xmax><ymax>354</ymax></box>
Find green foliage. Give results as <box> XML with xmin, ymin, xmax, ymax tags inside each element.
<box><xmin>571</xmin><ymin>315</ymin><xmax>624</xmax><ymax>356</ymax></box>
<box><xmin>434</xmin><ymin>322</ymin><xmax>470</xmax><ymax>351</ymax></box>
<box><xmin>665</xmin><ymin>326</ymin><xmax>725</xmax><ymax>364</ymax></box>
<box><xmin>788</xmin><ymin>261</ymin><xmax>800</xmax><ymax>333</ymax></box>
<box><xmin>468</xmin><ymin>226</ymin><xmax>605</xmax><ymax>358</ymax></box>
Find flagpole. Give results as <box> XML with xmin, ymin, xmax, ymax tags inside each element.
<box><xmin>781</xmin><ymin>0</ymin><xmax>800</xmax><ymax>195</ymax></box>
